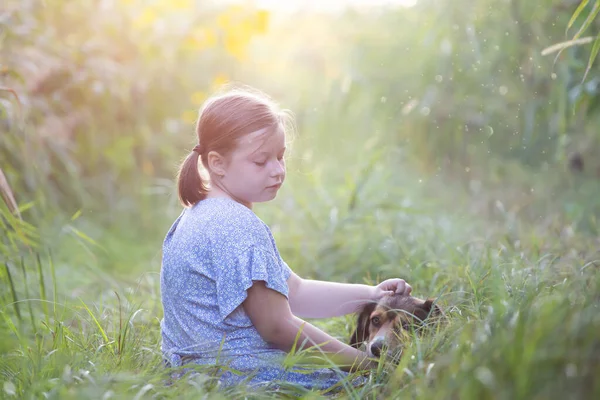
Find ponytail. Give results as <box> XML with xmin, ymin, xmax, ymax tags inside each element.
<box><xmin>176</xmin><ymin>151</ymin><xmax>209</xmax><ymax>207</ymax></box>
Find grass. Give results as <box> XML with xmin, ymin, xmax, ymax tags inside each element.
<box><xmin>2</xmin><ymin>119</ymin><xmax>600</xmax><ymax>399</ymax></box>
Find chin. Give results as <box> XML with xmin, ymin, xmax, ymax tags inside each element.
<box><xmin>262</xmin><ymin>193</ymin><xmax>278</xmax><ymax>202</ymax></box>
<box><xmin>245</xmin><ymin>187</ymin><xmax>282</xmax><ymax>204</ymax></box>
<box><xmin>245</xmin><ymin>194</ymin><xmax>276</xmax><ymax>204</ymax></box>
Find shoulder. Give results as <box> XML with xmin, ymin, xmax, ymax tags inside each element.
<box><xmin>196</xmin><ymin>197</ymin><xmax>266</xmax><ymax>231</ymax></box>
<box><xmin>190</xmin><ymin>198</ymin><xmax>272</xmax><ymax>249</ymax></box>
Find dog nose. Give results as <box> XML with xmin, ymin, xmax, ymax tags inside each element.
<box><xmin>370</xmin><ymin>337</ymin><xmax>386</xmax><ymax>358</ymax></box>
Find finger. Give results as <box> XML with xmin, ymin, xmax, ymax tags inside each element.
<box><xmin>394</xmin><ymin>280</ymin><xmax>406</xmax><ymax>294</ymax></box>
<box><xmin>405</xmin><ymin>284</ymin><xmax>412</xmax><ymax>295</ymax></box>
<box><xmin>381</xmin><ymin>280</ymin><xmax>395</xmax><ymax>291</ymax></box>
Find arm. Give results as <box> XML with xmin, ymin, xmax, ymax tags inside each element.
<box><xmin>287</xmin><ymin>272</ymin><xmax>412</xmax><ymax>319</ymax></box>
<box><xmin>287</xmin><ymin>272</ymin><xmax>375</xmax><ymax>318</ymax></box>
<box><xmin>242</xmin><ymin>280</ymin><xmax>373</xmax><ymax>371</ymax></box>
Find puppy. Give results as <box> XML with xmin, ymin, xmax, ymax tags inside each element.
<box><xmin>349</xmin><ymin>294</ymin><xmax>442</xmax><ymax>359</ymax></box>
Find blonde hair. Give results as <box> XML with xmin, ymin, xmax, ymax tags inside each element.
<box><xmin>176</xmin><ymin>86</ymin><xmax>293</xmax><ymax>207</ymax></box>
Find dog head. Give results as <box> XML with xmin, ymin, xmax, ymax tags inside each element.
<box><xmin>349</xmin><ymin>294</ymin><xmax>442</xmax><ymax>359</ymax></box>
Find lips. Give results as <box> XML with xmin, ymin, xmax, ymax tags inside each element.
<box><xmin>267</xmin><ymin>183</ymin><xmax>282</xmax><ymax>189</ymax></box>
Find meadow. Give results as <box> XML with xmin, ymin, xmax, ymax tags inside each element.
<box><xmin>1</xmin><ymin>0</ymin><xmax>600</xmax><ymax>398</ymax></box>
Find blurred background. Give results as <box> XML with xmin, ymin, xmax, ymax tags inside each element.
<box><xmin>1</xmin><ymin>0</ymin><xmax>600</xmax><ymax>398</ymax></box>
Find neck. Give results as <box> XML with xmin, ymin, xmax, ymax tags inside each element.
<box><xmin>205</xmin><ymin>186</ymin><xmax>253</xmax><ymax>209</ymax></box>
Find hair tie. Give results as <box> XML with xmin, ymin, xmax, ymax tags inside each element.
<box><xmin>192</xmin><ymin>144</ymin><xmax>202</xmax><ymax>155</ymax></box>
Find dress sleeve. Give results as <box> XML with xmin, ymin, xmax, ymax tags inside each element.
<box><xmin>281</xmin><ymin>259</ymin><xmax>293</xmax><ymax>281</ymax></box>
<box><xmin>216</xmin><ymin>245</ymin><xmax>290</xmax><ymax>321</ymax></box>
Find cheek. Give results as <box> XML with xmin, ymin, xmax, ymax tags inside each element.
<box><xmin>245</xmin><ymin>162</ymin><xmax>265</xmax><ymax>176</ymax></box>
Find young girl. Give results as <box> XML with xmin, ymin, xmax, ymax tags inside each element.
<box><xmin>160</xmin><ymin>86</ymin><xmax>412</xmax><ymax>391</ymax></box>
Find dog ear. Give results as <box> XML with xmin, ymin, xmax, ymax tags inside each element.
<box><xmin>423</xmin><ymin>298</ymin><xmax>443</xmax><ymax>318</ymax></box>
<box><xmin>349</xmin><ymin>302</ymin><xmax>376</xmax><ymax>348</ymax></box>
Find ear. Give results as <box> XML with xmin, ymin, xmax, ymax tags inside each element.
<box><xmin>206</xmin><ymin>150</ymin><xmax>227</xmax><ymax>177</ymax></box>
<box><xmin>423</xmin><ymin>298</ymin><xmax>443</xmax><ymax>318</ymax></box>
<box><xmin>349</xmin><ymin>302</ymin><xmax>376</xmax><ymax>348</ymax></box>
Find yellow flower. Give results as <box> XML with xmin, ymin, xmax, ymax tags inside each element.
<box><xmin>171</xmin><ymin>0</ymin><xmax>192</xmax><ymax>9</ymax></box>
<box><xmin>255</xmin><ymin>10</ymin><xmax>269</xmax><ymax>34</ymax></box>
<box><xmin>212</xmin><ymin>73</ymin><xmax>229</xmax><ymax>88</ymax></box>
<box><xmin>133</xmin><ymin>8</ymin><xmax>157</xmax><ymax>30</ymax></box>
<box><xmin>217</xmin><ymin>4</ymin><xmax>246</xmax><ymax>30</ymax></box>
<box><xmin>191</xmin><ymin>91</ymin><xmax>207</xmax><ymax>106</ymax></box>
<box><xmin>189</xmin><ymin>27</ymin><xmax>217</xmax><ymax>49</ymax></box>
<box><xmin>181</xmin><ymin>110</ymin><xmax>198</xmax><ymax>123</ymax></box>
<box><xmin>154</xmin><ymin>0</ymin><xmax>191</xmax><ymax>12</ymax></box>
<box><xmin>238</xmin><ymin>18</ymin><xmax>255</xmax><ymax>38</ymax></box>
<box><xmin>224</xmin><ymin>33</ymin><xmax>247</xmax><ymax>61</ymax></box>
<box><xmin>217</xmin><ymin>13</ymin><xmax>231</xmax><ymax>30</ymax></box>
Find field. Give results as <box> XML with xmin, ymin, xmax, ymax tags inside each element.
<box><xmin>2</xmin><ymin>0</ymin><xmax>600</xmax><ymax>399</ymax></box>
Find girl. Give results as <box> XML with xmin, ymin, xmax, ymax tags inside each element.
<box><xmin>160</xmin><ymin>86</ymin><xmax>412</xmax><ymax>391</ymax></box>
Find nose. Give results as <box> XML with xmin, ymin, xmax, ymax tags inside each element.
<box><xmin>271</xmin><ymin>159</ymin><xmax>285</xmax><ymax>178</ymax></box>
<box><xmin>370</xmin><ymin>337</ymin><xmax>386</xmax><ymax>358</ymax></box>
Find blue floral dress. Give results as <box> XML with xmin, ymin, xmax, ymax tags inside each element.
<box><xmin>160</xmin><ymin>197</ymin><xmax>364</xmax><ymax>391</ymax></box>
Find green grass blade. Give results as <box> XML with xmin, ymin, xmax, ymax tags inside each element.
<box><xmin>566</xmin><ymin>0</ymin><xmax>590</xmax><ymax>34</ymax></box>
<box><xmin>572</xmin><ymin>2</ymin><xmax>600</xmax><ymax>40</ymax></box>
<box><xmin>48</xmin><ymin>250</ymin><xmax>57</xmax><ymax>319</ymax></box>
<box><xmin>119</xmin><ymin>308</ymin><xmax>144</xmax><ymax>358</ymax></box>
<box><xmin>551</xmin><ymin>1</ymin><xmax>599</xmax><ymax>64</ymax></box>
<box><xmin>1</xmin><ymin>311</ymin><xmax>20</xmax><ymax>340</ymax></box>
<box><xmin>115</xmin><ymin>291</ymin><xmax>123</xmax><ymax>357</ymax></box>
<box><xmin>289</xmin><ymin>321</ymin><xmax>306</xmax><ymax>356</ymax></box>
<box><xmin>4</xmin><ymin>262</ymin><xmax>21</xmax><ymax>321</ymax></box>
<box><xmin>36</xmin><ymin>253</ymin><xmax>49</xmax><ymax>327</ymax></box>
<box><xmin>79</xmin><ymin>298</ymin><xmax>113</xmax><ymax>353</ymax></box>
<box><xmin>582</xmin><ymin>32</ymin><xmax>600</xmax><ymax>82</ymax></box>
<box><xmin>20</xmin><ymin>257</ymin><xmax>36</xmax><ymax>332</ymax></box>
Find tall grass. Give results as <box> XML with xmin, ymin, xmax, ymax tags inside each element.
<box><xmin>3</xmin><ymin>97</ymin><xmax>600</xmax><ymax>398</ymax></box>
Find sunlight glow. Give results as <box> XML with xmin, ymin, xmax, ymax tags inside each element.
<box><xmin>226</xmin><ymin>0</ymin><xmax>418</xmax><ymax>13</ymax></box>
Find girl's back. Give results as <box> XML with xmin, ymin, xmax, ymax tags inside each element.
<box><xmin>160</xmin><ymin>197</ymin><xmax>291</xmax><ymax>370</ymax></box>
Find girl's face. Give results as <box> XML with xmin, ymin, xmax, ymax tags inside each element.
<box><xmin>212</xmin><ymin>127</ymin><xmax>286</xmax><ymax>207</ymax></box>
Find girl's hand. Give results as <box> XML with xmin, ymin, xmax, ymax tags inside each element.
<box><xmin>372</xmin><ymin>278</ymin><xmax>412</xmax><ymax>300</ymax></box>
